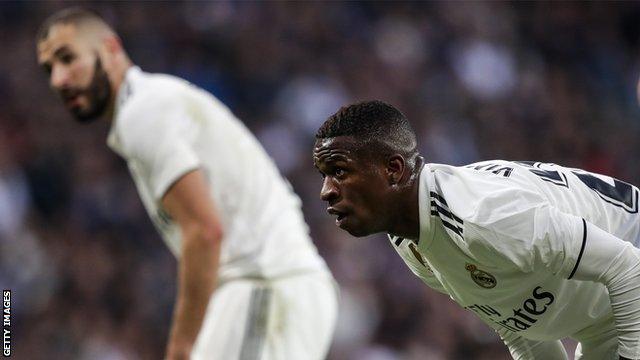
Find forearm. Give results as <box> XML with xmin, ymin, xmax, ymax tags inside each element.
<box><xmin>497</xmin><ymin>327</ymin><xmax>568</xmax><ymax>360</ymax></box>
<box><xmin>603</xmin><ymin>246</ymin><xmax>640</xmax><ymax>359</ymax></box>
<box><xmin>571</xmin><ymin>222</ymin><xmax>640</xmax><ymax>359</ymax></box>
<box><xmin>168</xmin><ymin>226</ymin><xmax>221</xmax><ymax>349</ymax></box>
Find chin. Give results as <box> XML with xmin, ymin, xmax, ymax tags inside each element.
<box><xmin>73</xmin><ymin>113</ymin><xmax>101</xmax><ymax>123</ymax></box>
<box><xmin>72</xmin><ymin>107</ymin><xmax>104</xmax><ymax>123</ymax></box>
<box><xmin>342</xmin><ymin>223</ymin><xmax>376</xmax><ymax>238</ymax></box>
<box><xmin>347</xmin><ymin>229</ymin><xmax>372</xmax><ymax>237</ymax></box>
<box><xmin>338</xmin><ymin>215</ymin><xmax>381</xmax><ymax>237</ymax></box>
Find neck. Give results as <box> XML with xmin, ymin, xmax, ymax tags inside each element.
<box><xmin>105</xmin><ymin>57</ymin><xmax>133</xmax><ymax>122</ymax></box>
<box><xmin>387</xmin><ymin>156</ymin><xmax>425</xmax><ymax>240</ymax></box>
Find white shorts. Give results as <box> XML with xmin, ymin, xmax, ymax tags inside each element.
<box><xmin>191</xmin><ymin>271</ymin><xmax>338</xmax><ymax>360</ymax></box>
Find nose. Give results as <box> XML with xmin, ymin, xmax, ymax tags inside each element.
<box><xmin>320</xmin><ymin>177</ymin><xmax>339</xmax><ymax>202</ymax></box>
<box><xmin>50</xmin><ymin>64</ymin><xmax>71</xmax><ymax>90</ymax></box>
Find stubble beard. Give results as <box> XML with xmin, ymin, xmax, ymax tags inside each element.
<box><xmin>68</xmin><ymin>57</ymin><xmax>112</xmax><ymax>123</ymax></box>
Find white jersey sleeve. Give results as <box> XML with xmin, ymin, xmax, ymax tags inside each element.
<box><xmin>463</xmin><ymin>190</ymin><xmax>585</xmax><ymax>278</ymax></box>
<box><xmin>430</xmin><ymin>163</ymin><xmax>585</xmax><ymax>278</ymax></box>
<box><xmin>466</xmin><ymin>190</ymin><xmax>640</xmax><ymax>358</ymax></box>
<box><xmin>571</xmin><ymin>222</ymin><xmax>640</xmax><ymax>359</ymax></box>
<box><xmin>117</xmin><ymin>91</ymin><xmax>200</xmax><ymax>201</ymax></box>
<box><xmin>495</xmin><ymin>325</ymin><xmax>568</xmax><ymax>360</ymax></box>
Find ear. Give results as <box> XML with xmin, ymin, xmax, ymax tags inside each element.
<box><xmin>386</xmin><ymin>154</ymin><xmax>406</xmax><ymax>185</ymax></box>
<box><xmin>103</xmin><ymin>35</ymin><xmax>123</xmax><ymax>55</ymax></box>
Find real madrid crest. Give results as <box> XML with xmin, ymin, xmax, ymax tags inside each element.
<box><xmin>465</xmin><ymin>263</ymin><xmax>496</xmax><ymax>289</ymax></box>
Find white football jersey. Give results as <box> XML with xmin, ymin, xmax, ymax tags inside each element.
<box><xmin>390</xmin><ymin>160</ymin><xmax>640</xmax><ymax>342</ymax></box>
<box><xmin>107</xmin><ymin>67</ymin><xmax>328</xmax><ymax>282</ymax></box>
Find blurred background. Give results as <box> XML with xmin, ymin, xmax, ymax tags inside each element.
<box><xmin>2</xmin><ymin>1</ymin><xmax>640</xmax><ymax>359</ymax></box>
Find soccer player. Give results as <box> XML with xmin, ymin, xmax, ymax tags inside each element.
<box><xmin>37</xmin><ymin>8</ymin><xmax>337</xmax><ymax>360</ymax></box>
<box><xmin>313</xmin><ymin>100</ymin><xmax>640</xmax><ymax>360</ymax></box>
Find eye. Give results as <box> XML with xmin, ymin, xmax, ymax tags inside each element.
<box><xmin>60</xmin><ymin>53</ymin><xmax>75</xmax><ymax>64</ymax></box>
<box><xmin>334</xmin><ymin>168</ymin><xmax>345</xmax><ymax>177</ymax></box>
<box><xmin>42</xmin><ymin>64</ymin><xmax>52</xmax><ymax>75</ymax></box>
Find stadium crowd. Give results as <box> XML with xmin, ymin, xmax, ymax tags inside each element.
<box><xmin>2</xmin><ymin>2</ymin><xmax>640</xmax><ymax>359</ymax></box>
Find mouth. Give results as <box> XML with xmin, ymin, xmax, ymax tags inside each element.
<box><xmin>60</xmin><ymin>91</ymin><xmax>83</xmax><ymax>109</ymax></box>
<box><xmin>65</xmin><ymin>95</ymin><xmax>81</xmax><ymax>109</ymax></box>
<box><xmin>327</xmin><ymin>207</ymin><xmax>348</xmax><ymax>226</ymax></box>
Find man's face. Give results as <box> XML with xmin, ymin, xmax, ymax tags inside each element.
<box><xmin>37</xmin><ymin>24</ymin><xmax>111</xmax><ymax>122</ymax></box>
<box><xmin>314</xmin><ymin>136</ymin><xmax>391</xmax><ymax>237</ymax></box>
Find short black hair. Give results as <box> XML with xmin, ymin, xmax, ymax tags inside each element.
<box><xmin>37</xmin><ymin>7</ymin><xmax>107</xmax><ymax>42</ymax></box>
<box><xmin>316</xmin><ymin>100</ymin><xmax>418</xmax><ymax>159</ymax></box>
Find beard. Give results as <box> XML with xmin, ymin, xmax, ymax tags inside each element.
<box><xmin>60</xmin><ymin>57</ymin><xmax>112</xmax><ymax>123</ymax></box>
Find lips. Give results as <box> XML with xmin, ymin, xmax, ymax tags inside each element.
<box><xmin>65</xmin><ymin>95</ymin><xmax>80</xmax><ymax>108</ymax></box>
<box><xmin>327</xmin><ymin>207</ymin><xmax>348</xmax><ymax>225</ymax></box>
<box><xmin>60</xmin><ymin>90</ymin><xmax>82</xmax><ymax>108</ymax></box>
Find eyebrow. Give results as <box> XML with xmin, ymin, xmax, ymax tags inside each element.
<box><xmin>53</xmin><ymin>45</ymin><xmax>71</xmax><ymax>57</ymax></box>
<box><xmin>313</xmin><ymin>151</ymin><xmax>350</xmax><ymax>168</ymax></box>
<box><xmin>325</xmin><ymin>154</ymin><xmax>349</xmax><ymax>162</ymax></box>
<box><xmin>40</xmin><ymin>45</ymin><xmax>72</xmax><ymax>67</ymax></box>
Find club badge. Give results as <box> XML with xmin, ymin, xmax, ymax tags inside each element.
<box><xmin>466</xmin><ymin>263</ymin><xmax>496</xmax><ymax>289</ymax></box>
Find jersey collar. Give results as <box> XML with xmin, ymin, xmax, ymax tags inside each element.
<box><xmin>418</xmin><ymin>165</ymin><xmax>436</xmax><ymax>249</ymax></box>
<box><xmin>114</xmin><ymin>65</ymin><xmax>142</xmax><ymax>118</ymax></box>
<box><xmin>107</xmin><ymin>66</ymin><xmax>142</xmax><ymax>154</ymax></box>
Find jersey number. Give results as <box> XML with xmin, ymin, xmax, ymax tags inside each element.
<box><xmin>516</xmin><ymin>161</ymin><xmax>639</xmax><ymax>213</ymax></box>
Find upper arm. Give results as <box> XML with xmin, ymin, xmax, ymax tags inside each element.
<box><xmin>119</xmin><ymin>92</ymin><xmax>200</xmax><ymax>200</ymax></box>
<box><xmin>461</xmin><ymin>189</ymin><xmax>584</xmax><ymax>277</ymax></box>
<box><xmin>570</xmin><ymin>220</ymin><xmax>640</xmax><ymax>283</ymax></box>
<box><xmin>435</xmin><ymin>168</ymin><xmax>581</xmax><ymax>274</ymax></box>
<box><xmin>161</xmin><ymin>169</ymin><xmax>223</xmax><ymax>239</ymax></box>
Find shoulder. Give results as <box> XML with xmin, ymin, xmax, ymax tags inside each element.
<box><xmin>111</xmin><ymin>106</ymin><xmax>182</xmax><ymax>169</ymax></box>
<box><xmin>427</xmin><ymin>161</ymin><xmax>547</xmax><ymax>225</ymax></box>
<box><xmin>432</xmin><ymin>162</ymin><xmax>587</xmax><ymax>271</ymax></box>
<box><xmin>114</xmin><ymin>74</ymin><xmax>193</xmax><ymax>141</ymax></box>
<box><xmin>121</xmin><ymin>74</ymin><xmax>190</xmax><ymax>119</ymax></box>
<box><xmin>427</xmin><ymin>162</ymin><xmax>552</xmax><ymax>260</ymax></box>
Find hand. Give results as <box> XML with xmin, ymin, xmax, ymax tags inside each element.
<box><xmin>165</xmin><ymin>339</ymin><xmax>193</xmax><ymax>360</ymax></box>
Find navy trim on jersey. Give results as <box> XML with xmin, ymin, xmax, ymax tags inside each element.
<box><xmin>441</xmin><ymin>220</ymin><xmax>463</xmax><ymax>236</ymax></box>
<box><xmin>430</xmin><ymin>201</ymin><xmax>463</xmax><ymax>223</ymax></box>
<box><xmin>568</xmin><ymin>218</ymin><xmax>587</xmax><ymax>280</ymax></box>
<box><xmin>394</xmin><ymin>236</ymin><xmax>405</xmax><ymax>246</ymax></box>
<box><xmin>430</xmin><ymin>191</ymin><xmax>464</xmax><ymax>237</ymax></box>
<box><xmin>430</xmin><ymin>191</ymin><xmax>449</xmax><ymax>206</ymax></box>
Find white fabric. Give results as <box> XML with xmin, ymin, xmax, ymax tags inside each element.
<box><xmin>191</xmin><ymin>273</ymin><xmax>338</xmax><ymax>360</ymax></box>
<box><xmin>497</xmin><ymin>329</ymin><xmax>568</xmax><ymax>360</ymax></box>
<box><xmin>573</xmin><ymin>222</ymin><xmax>640</xmax><ymax>359</ymax></box>
<box><xmin>497</xmin><ymin>315</ymin><xmax>619</xmax><ymax>360</ymax></box>
<box><xmin>107</xmin><ymin>67</ymin><xmax>330</xmax><ymax>282</ymax></box>
<box><xmin>573</xmin><ymin>316</ymin><xmax>619</xmax><ymax>360</ymax></box>
<box><xmin>390</xmin><ymin>160</ymin><xmax>640</xmax><ymax>358</ymax></box>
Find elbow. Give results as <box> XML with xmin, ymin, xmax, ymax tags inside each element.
<box><xmin>183</xmin><ymin>222</ymin><xmax>224</xmax><ymax>246</ymax></box>
<box><xmin>203</xmin><ymin>224</ymin><xmax>224</xmax><ymax>245</ymax></box>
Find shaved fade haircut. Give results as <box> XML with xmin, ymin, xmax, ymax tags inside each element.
<box><xmin>317</xmin><ymin>100</ymin><xmax>419</xmax><ymax>165</ymax></box>
<box><xmin>37</xmin><ymin>7</ymin><xmax>113</xmax><ymax>42</ymax></box>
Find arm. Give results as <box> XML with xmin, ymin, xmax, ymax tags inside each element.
<box><xmin>162</xmin><ymin>169</ymin><xmax>223</xmax><ymax>360</ymax></box>
<box><xmin>467</xmin><ymin>199</ymin><xmax>640</xmax><ymax>359</ymax></box>
<box><xmin>115</xmin><ymin>92</ymin><xmax>218</xmax><ymax>359</ymax></box>
<box><xmin>569</xmin><ymin>221</ymin><xmax>640</xmax><ymax>360</ymax></box>
<box><xmin>496</xmin><ymin>327</ymin><xmax>568</xmax><ymax>360</ymax></box>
